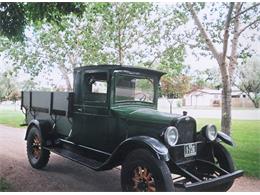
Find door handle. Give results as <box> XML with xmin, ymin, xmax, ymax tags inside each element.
<box><xmin>77</xmin><ymin>108</ymin><xmax>83</xmax><ymax>112</ymax></box>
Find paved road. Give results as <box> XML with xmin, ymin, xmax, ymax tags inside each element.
<box><xmin>158</xmin><ymin>99</ymin><xmax>260</xmax><ymax>120</ymax></box>
<box><xmin>0</xmin><ymin>125</ymin><xmax>259</xmax><ymax>192</ymax></box>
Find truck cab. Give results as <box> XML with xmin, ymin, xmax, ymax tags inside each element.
<box><xmin>70</xmin><ymin>65</ymin><xmax>163</xmax><ymax>153</ymax></box>
<box><xmin>21</xmin><ymin>65</ymin><xmax>243</xmax><ymax>192</ymax></box>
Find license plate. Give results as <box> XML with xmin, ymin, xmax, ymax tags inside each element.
<box><xmin>184</xmin><ymin>143</ymin><xmax>197</xmax><ymax>157</ymax></box>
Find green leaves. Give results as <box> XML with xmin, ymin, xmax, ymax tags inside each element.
<box><xmin>0</xmin><ymin>3</ymin><xmax>26</xmax><ymax>41</ymax></box>
<box><xmin>1</xmin><ymin>2</ymin><xmax>189</xmax><ymax>90</ymax></box>
<box><xmin>0</xmin><ymin>2</ymin><xmax>86</xmax><ymax>40</ymax></box>
<box><xmin>159</xmin><ymin>44</ymin><xmax>185</xmax><ymax>77</ymax></box>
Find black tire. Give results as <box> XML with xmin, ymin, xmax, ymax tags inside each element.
<box><xmin>121</xmin><ymin>149</ymin><xmax>174</xmax><ymax>192</ymax></box>
<box><xmin>210</xmin><ymin>143</ymin><xmax>235</xmax><ymax>192</ymax></box>
<box><xmin>26</xmin><ymin>126</ymin><xmax>50</xmax><ymax>169</ymax></box>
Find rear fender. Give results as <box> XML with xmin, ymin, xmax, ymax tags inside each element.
<box><xmin>25</xmin><ymin>119</ymin><xmax>53</xmax><ymax>144</ymax></box>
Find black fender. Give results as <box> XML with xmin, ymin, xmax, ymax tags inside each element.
<box><xmin>99</xmin><ymin>136</ymin><xmax>169</xmax><ymax>170</ymax></box>
<box><xmin>24</xmin><ymin>119</ymin><xmax>53</xmax><ymax>144</ymax></box>
<box><xmin>217</xmin><ymin>132</ymin><xmax>235</xmax><ymax>147</ymax></box>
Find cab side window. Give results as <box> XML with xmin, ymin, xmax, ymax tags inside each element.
<box><xmin>83</xmin><ymin>72</ymin><xmax>108</xmax><ymax>103</ymax></box>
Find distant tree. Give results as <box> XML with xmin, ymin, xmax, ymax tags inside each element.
<box><xmin>0</xmin><ymin>71</ymin><xmax>18</xmax><ymax>102</ymax></box>
<box><xmin>161</xmin><ymin>74</ymin><xmax>190</xmax><ymax>99</ymax></box>
<box><xmin>8</xmin><ymin>90</ymin><xmax>20</xmax><ymax>103</ymax></box>
<box><xmin>160</xmin><ymin>74</ymin><xmax>190</xmax><ymax>113</ymax></box>
<box><xmin>191</xmin><ymin>68</ymin><xmax>222</xmax><ymax>89</ymax></box>
<box><xmin>235</xmin><ymin>56</ymin><xmax>260</xmax><ymax>108</ymax></box>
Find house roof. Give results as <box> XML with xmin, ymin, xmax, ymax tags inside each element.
<box><xmin>185</xmin><ymin>88</ymin><xmax>244</xmax><ymax>96</ymax></box>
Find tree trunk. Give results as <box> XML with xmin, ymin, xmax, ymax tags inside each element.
<box><xmin>228</xmin><ymin>3</ymin><xmax>241</xmax><ymax>84</ymax></box>
<box><xmin>253</xmin><ymin>100</ymin><xmax>259</xmax><ymax>108</ymax></box>
<box><xmin>221</xmin><ymin>74</ymin><xmax>232</xmax><ymax>135</ymax></box>
<box><xmin>118</xmin><ymin>26</ymin><xmax>123</xmax><ymax>65</ymax></box>
<box><xmin>248</xmin><ymin>92</ymin><xmax>260</xmax><ymax>108</ymax></box>
<box><xmin>59</xmin><ymin>65</ymin><xmax>72</xmax><ymax>91</ymax></box>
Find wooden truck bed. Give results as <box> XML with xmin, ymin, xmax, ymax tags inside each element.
<box><xmin>21</xmin><ymin>91</ymin><xmax>74</xmax><ymax>137</ymax></box>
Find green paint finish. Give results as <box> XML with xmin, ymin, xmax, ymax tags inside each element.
<box><xmin>111</xmin><ymin>105</ymin><xmax>181</xmax><ymax>125</ymax></box>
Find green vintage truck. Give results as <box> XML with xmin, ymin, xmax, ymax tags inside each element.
<box><xmin>21</xmin><ymin>65</ymin><xmax>243</xmax><ymax>192</ymax></box>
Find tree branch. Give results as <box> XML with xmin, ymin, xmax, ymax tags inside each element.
<box><xmin>238</xmin><ymin>17</ymin><xmax>260</xmax><ymax>36</ymax></box>
<box><xmin>238</xmin><ymin>2</ymin><xmax>244</xmax><ymax>13</ymax></box>
<box><xmin>186</xmin><ymin>3</ymin><xmax>220</xmax><ymax>62</ymax></box>
<box><xmin>231</xmin><ymin>3</ymin><xmax>260</xmax><ymax>20</ymax></box>
<box><xmin>222</xmin><ymin>3</ymin><xmax>234</xmax><ymax>63</ymax></box>
<box><xmin>229</xmin><ymin>3</ymin><xmax>240</xmax><ymax>81</ymax></box>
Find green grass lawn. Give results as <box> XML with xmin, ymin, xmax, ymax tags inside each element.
<box><xmin>0</xmin><ymin>177</ymin><xmax>10</xmax><ymax>192</ymax></box>
<box><xmin>0</xmin><ymin>107</ymin><xmax>259</xmax><ymax>178</ymax></box>
<box><xmin>197</xmin><ymin>118</ymin><xmax>260</xmax><ymax>178</ymax></box>
<box><xmin>0</xmin><ymin>107</ymin><xmax>24</xmax><ymax>128</ymax></box>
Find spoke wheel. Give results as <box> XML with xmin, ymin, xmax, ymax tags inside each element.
<box><xmin>27</xmin><ymin>126</ymin><xmax>50</xmax><ymax>169</ymax></box>
<box><xmin>121</xmin><ymin>149</ymin><xmax>174</xmax><ymax>192</ymax></box>
<box><xmin>132</xmin><ymin>166</ymin><xmax>156</xmax><ymax>192</ymax></box>
<box><xmin>32</xmin><ymin>135</ymin><xmax>41</xmax><ymax>160</ymax></box>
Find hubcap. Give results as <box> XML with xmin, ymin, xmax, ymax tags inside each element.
<box><xmin>31</xmin><ymin>135</ymin><xmax>41</xmax><ymax>159</ymax></box>
<box><xmin>132</xmin><ymin>166</ymin><xmax>156</xmax><ymax>192</ymax></box>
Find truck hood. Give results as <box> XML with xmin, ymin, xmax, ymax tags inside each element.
<box><xmin>111</xmin><ymin>106</ymin><xmax>182</xmax><ymax>125</ymax></box>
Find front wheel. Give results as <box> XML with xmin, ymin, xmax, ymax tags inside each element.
<box><xmin>121</xmin><ymin>149</ymin><xmax>174</xmax><ymax>192</ymax></box>
<box><xmin>26</xmin><ymin>126</ymin><xmax>50</xmax><ymax>169</ymax></box>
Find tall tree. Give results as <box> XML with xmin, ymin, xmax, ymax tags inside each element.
<box><xmin>4</xmin><ymin>14</ymin><xmax>108</xmax><ymax>91</ymax></box>
<box><xmin>2</xmin><ymin>3</ymin><xmax>188</xmax><ymax>90</ymax></box>
<box><xmin>99</xmin><ymin>2</ymin><xmax>188</xmax><ymax>66</ymax></box>
<box><xmin>186</xmin><ymin>2</ymin><xmax>260</xmax><ymax>135</ymax></box>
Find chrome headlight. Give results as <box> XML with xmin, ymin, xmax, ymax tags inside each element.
<box><xmin>164</xmin><ymin>126</ymin><xmax>179</xmax><ymax>146</ymax></box>
<box><xmin>205</xmin><ymin>124</ymin><xmax>217</xmax><ymax>141</ymax></box>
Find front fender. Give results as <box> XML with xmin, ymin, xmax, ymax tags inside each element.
<box><xmin>217</xmin><ymin>132</ymin><xmax>235</xmax><ymax>146</ymax></box>
<box><xmin>124</xmin><ymin>136</ymin><xmax>170</xmax><ymax>161</ymax></box>
<box><xmin>99</xmin><ymin>136</ymin><xmax>169</xmax><ymax>170</ymax></box>
<box><xmin>25</xmin><ymin>119</ymin><xmax>53</xmax><ymax>142</ymax></box>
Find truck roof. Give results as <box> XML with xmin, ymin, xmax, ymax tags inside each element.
<box><xmin>74</xmin><ymin>65</ymin><xmax>165</xmax><ymax>77</ymax></box>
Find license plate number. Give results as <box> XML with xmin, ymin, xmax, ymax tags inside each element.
<box><xmin>184</xmin><ymin>143</ymin><xmax>197</xmax><ymax>157</ymax></box>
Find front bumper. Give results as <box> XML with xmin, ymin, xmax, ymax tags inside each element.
<box><xmin>172</xmin><ymin>159</ymin><xmax>244</xmax><ymax>191</ymax></box>
<box><xmin>184</xmin><ymin>170</ymin><xmax>243</xmax><ymax>191</ymax></box>
<box><xmin>169</xmin><ymin>142</ymin><xmax>244</xmax><ymax>191</ymax></box>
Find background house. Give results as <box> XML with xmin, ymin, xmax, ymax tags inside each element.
<box><xmin>183</xmin><ymin>88</ymin><xmax>254</xmax><ymax>108</ymax></box>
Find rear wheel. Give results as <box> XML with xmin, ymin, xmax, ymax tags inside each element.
<box><xmin>121</xmin><ymin>149</ymin><xmax>174</xmax><ymax>192</ymax></box>
<box><xmin>210</xmin><ymin>143</ymin><xmax>235</xmax><ymax>191</ymax></box>
<box><xmin>26</xmin><ymin>126</ymin><xmax>50</xmax><ymax>169</ymax></box>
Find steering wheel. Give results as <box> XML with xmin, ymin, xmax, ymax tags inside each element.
<box><xmin>134</xmin><ymin>92</ymin><xmax>147</xmax><ymax>101</ymax></box>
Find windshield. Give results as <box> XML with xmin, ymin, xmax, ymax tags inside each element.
<box><xmin>115</xmin><ymin>73</ymin><xmax>155</xmax><ymax>103</ymax></box>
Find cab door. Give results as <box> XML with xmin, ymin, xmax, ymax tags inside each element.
<box><xmin>71</xmin><ymin>70</ymin><xmax>111</xmax><ymax>152</ymax></box>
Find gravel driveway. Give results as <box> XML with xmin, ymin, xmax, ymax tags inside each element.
<box><xmin>0</xmin><ymin>125</ymin><xmax>259</xmax><ymax>192</ymax></box>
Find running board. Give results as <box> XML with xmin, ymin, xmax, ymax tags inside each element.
<box><xmin>45</xmin><ymin>146</ymin><xmax>104</xmax><ymax>170</ymax></box>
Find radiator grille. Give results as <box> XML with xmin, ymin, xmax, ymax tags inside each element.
<box><xmin>176</xmin><ymin>117</ymin><xmax>196</xmax><ymax>144</ymax></box>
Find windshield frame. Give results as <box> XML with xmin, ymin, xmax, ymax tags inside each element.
<box><xmin>112</xmin><ymin>70</ymin><xmax>158</xmax><ymax>106</ymax></box>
